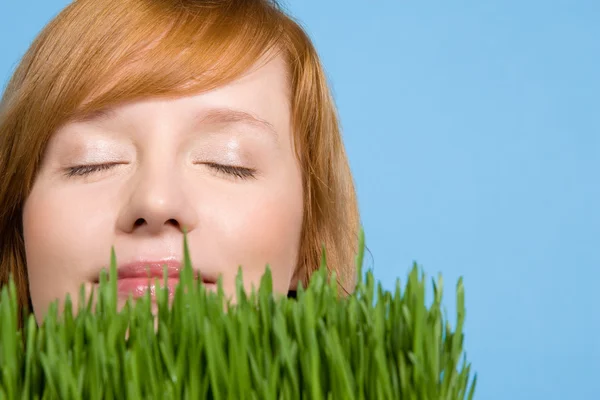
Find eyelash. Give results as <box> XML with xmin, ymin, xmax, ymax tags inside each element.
<box><xmin>201</xmin><ymin>162</ymin><xmax>257</xmax><ymax>180</ymax></box>
<box><xmin>65</xmin><ymin>163</ymin><xmax>118</xmax><ymax>177</ymax></box>
<box><xmin>64</xmin><ymin>162</ymin><xmax>257</xmax><ymax>180</ymax></box>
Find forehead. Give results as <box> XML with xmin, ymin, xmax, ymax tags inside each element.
<box><xmin>115</xmin><ymin>51</ymin><xmax>284</xmax><ymax>103</ymax></box>
<box><xmin>75</xmin><ymin>52</ymin><xmax>290</xmax><ymax>119</ymax></box>
<box><xmin>65</xmin><ymin>54</ymin><xmax>292</xmax><ymax>143</ymax></box>
<box><xmin>193</xmin><ymin>53</ymin><xmax>291</xmax><ymax>113</ymax></box>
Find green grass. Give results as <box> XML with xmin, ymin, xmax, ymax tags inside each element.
<box><xmin>0</xmin><ymin>230</ymin><xmax>476</xmax><ymax>399</ymax></box>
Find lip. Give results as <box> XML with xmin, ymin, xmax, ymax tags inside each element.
<box><xmin>117</xmin><ymin>260</ymin><xmax>192</xmax><ymax>279</ymax></box>
<box><xmin>97</xmin><ymin>260</ymin><xmax>218</xmax><ymax>300</ymax></box>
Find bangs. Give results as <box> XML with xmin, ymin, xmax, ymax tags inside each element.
<box><xmin>43</xmin><ymin>0</ymin><xmax>287</xmax><ymax>120</ymax></box>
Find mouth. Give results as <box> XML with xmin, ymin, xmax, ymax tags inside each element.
<box><xmin>94</xmin><ymin>260</ymin><xmax>218</xmax><ymax>300</ymax></box>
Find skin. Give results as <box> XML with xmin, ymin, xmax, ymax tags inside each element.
<box><xmin>22</xmin><ymin>55</ymin><xmax>304</xmax><ymax>324</ymax></box>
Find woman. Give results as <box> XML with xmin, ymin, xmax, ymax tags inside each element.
<box><xmin>0</xmin><ymin>0</ymin><xmax>360</xmax><ymax>326</ymax></box>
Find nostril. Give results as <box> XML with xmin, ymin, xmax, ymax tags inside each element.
<box><xmin>134</xmin><ymin>218</ymin><xmax>145</xmax><ymax>227</ymax></box>
<box><xmin>167</xmin><ymin>219</ymin><xmax>179</xmax><ymax>227</ymax></box>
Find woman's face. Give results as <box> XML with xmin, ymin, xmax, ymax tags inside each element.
<box><xmin>22</xmin><ymin>55</ymin><xmax>304</xmax><ymax>323</ymax></box>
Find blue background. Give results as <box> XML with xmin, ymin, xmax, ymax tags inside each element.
<box><xmin>1</xmin><ymin>1</ymin><xmax>598</xmax><ymax>398</ymax></box>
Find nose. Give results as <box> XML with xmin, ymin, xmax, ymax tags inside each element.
<box><xmin>116</xmin><ymin>163</ymin><xmax>199</xmax><ymax>236</ymax></box>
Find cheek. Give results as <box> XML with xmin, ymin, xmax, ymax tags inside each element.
<box><xmin>22</xmin><ymin>184</ymin><xmax>114</xmax><ymax>321</ymax></box>
<box><xmin>204</xmin><ymin>180</ymin><xmax>304</xmax><ymax>294</ymax></box>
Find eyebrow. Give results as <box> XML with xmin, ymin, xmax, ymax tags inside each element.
<box><xmin>74</xmin><ymin>107</ymin><xmax>279</xmax><ymax>143</ymax></box>
<box><xmin>194</xmin><ymin>108</ymin><xmax>279</xmax><ymax>141</ymax></box>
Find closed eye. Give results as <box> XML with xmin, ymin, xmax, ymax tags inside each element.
<box><xmin>200</xmin><ymin>162</ymin><xmax>257</xmax><ymax>180</ymax></box>
<box><xmin>64</xmin><ymin>163</ymin><xmax>122</xmax><ymax>178</ymax></box>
